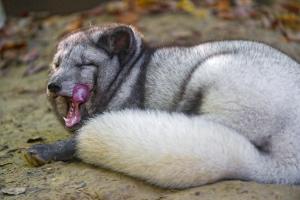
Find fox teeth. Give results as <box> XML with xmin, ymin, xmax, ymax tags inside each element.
<box><xmin>63</xmin><ymin>117</ymin><xmax>69</xmax><ymax>122</ymax></box>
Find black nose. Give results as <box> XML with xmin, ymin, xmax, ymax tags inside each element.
<box><xmin>47</xmin><ymin>83</ymin><xmax>61</xmax><ymax>93</ymax></box>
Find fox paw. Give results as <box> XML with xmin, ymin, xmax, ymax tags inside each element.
<box><xmin>24</xmin><ymin>144</ymin><xmax>55</xmax><ymax>167</ymax></box>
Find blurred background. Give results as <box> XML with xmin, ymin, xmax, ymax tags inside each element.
<box><xmin>1</xmin><ymin>0</ymin><xmax>300</xmax><ymax>199</ymax></box>
<box><xmin>1</xmin><ymin>0</ymin><xmax>300</xmax><ymax>77</ymax></box>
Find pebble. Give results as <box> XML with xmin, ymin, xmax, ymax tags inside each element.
<box><xmin>75</xmin><ymin>181</ymin><xmax>87</xmax><ymax>189</ymax></box>
<box><xmin>1</xmin><ymin>187</ymin><xmax>26</xmax><ymax>195</ymax></box>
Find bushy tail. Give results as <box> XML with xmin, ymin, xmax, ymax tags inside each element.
<box><xmin>76</xmin><ymin>110</ymin><xmax>300</xmax><ymax>188</ymax></box>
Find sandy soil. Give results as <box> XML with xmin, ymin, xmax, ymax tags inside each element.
<box><xmin>1</xmin><ymin>12</ymin><xmax>300</xmax><ymax>200</ymax></box>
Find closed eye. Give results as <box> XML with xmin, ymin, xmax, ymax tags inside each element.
<box><xmin>53</xmin><ymin>62</ymin><xmax>60</xmax><ymax>69</ymax></box>
<box><xmin>52</xmin><ymin>56</ymin><xmax>61</xmax><ymax>69</ymax></box>
<box><xmin>75</xmin><ymin>63</ymin><xmax>95</xmax><ymax>68</ymax></box>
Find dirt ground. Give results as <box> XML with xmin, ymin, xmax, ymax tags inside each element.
<box><xmin>1</xmin><ymin>2</ymin><xmax>300</xmax><ymax>200</ymax></box>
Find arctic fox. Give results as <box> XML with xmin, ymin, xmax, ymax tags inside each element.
<box><xmin>26</xmin><ymin>24</ymin><xmax>300</xmax><ymax>189</ymax></box>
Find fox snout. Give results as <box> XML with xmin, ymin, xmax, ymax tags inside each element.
<box><xmin>47</xmin><ymin>77</ymin><xmax>77</xmax><ymax>97</ymax></box>
<box><xmin>48</xmin><ymin>82</ymin><xmax>61</xmax><ymax>93</ymax></box>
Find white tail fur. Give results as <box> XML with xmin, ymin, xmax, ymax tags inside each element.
<box><xmin>75</xmin><ymin>110</ymin><xmax>299</xmax><ymax>188</ymax></box>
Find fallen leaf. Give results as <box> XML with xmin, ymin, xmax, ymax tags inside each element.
<box><xmin>261</xmin><ymin>14</ymin><xmax>273</xmax><ymax>29</ymax></box>
<box><xmin>205</xmin><ymin>0</ymin><xmax>218</xmax><ymax>6</ymax></box>
<box><xmin>177</xmin><ymin>0</ymin><xmax>207</xmax><ymax>18</ymax></box>
<box><xmin>82</xmin><ymin>5</ymin><xmax>104</xmax><ymax>16</ymax></box>
<box><xmin>282</xmin><ymin>1</ymin><xmax>300</xmax><ymax>14</ymax></box>
<box><xmin>67</xmin><ymin>18</ymin><xmax>83</xmax><ymax>31</ymax></box>
<box><xmin>105</xmin><ymin>1</ymin><xmax>128</xmax><ymax>15</ymax></box>
<box><xmin>136</xmin><ymin>0</ymin><xmax>159</xmax><ymax>8</ymax></box>
<box><xmin>21</xmin><ymin>48</ymin><xmax>39</xmax><ymax>64</ymax></box>
<box><xmin>135</xmin><ymin>0</ymin><xmax>171</xmax><ymax>13</ymax></box>
<box><xmin>216</xmin><ymin>0</ymin><xmax>231</xmax><ymax>12</ymax></box>
<box><xmin>281</xmin><ymin>29</ymin><xmax>300</xmax><ymax>43</ymax></box>
<box><xmin>277</xmin><ymin>13</ymin><xmax>300</xmax><ymax>31</ymax></box>
<box><xmin>59</xmin><ymin>17</ymin><xmax>84</xmax><ymax>38</ymax></box>
<box><xmin>234</xmin><ymin>6</ymin><xmax>254</xmax><ymax>18</ymax></box>
<box><xmin>0</xmin><ymin>40</ymin><xmax>26</xmax><ymax>53</ymax></box>
<box><xmin>117</xmin><ymin>12</ymin><xmax>139</xmax><ymax>24</ymax></box>
<box><xmin>23</xmin><ymin>64</ymin><xmax>48</xmax><ymax>77</ymax></box>
<box><xmin>126</xmin><ymin>0</ymin><xmax>138</xmax><ymax>13</ymax></box>
<box><xmin>217</xmin><ymin>10</ymin><xmax>235</xmax><ymax>20</ymax></box>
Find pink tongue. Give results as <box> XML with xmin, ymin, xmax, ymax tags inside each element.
<box><xmin>64</xmin><ymin>84</ymin><xmax>90</xmax><ymax>127</ymax></box>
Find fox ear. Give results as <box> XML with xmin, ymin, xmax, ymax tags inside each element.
<box><xmin>97</xmin><ymin>26</ymin><xmax>135</xmax><ymax>64</ymax></box>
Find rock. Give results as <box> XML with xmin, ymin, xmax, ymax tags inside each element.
<box><xmin>74</xmin><ymin>181</ymin><xmax>87</xmax><ymax>189</ymax></box>
<box><xmin>1</xmin><ymin>187</ymin><xmax>26</xmax><ymax>195</ymax></box>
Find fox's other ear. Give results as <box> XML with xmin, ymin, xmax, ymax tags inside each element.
<box><xmin>97</xmin><ymin>26</ymin><xmax>136</xmax><ymax>64</ymax></box>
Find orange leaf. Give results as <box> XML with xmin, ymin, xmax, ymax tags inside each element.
<box><xmin>117</xmin><ymin>12</ymin><xmax>139</xmax><ymax>24</ymax></box>
<box><xmin>217</xmin><ymin>0</ymin><xmax>231</xmax><ymax>12</ymax></box>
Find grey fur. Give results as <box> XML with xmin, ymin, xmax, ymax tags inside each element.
<box><xmin>31</xmin><ymin>24</ymin><xmax>300</xmax><ymax>187</ymax></box>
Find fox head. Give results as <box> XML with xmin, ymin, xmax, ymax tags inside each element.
<box><xmin>47</xmin><ymin>24</ymin><xmax>145</xmax><ymax>131</ymax></box>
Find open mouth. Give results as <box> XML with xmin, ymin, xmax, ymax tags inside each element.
<box><xmin>63</xmin><ymin>84</ymin><xmax>90</xmax><ymax>128</ymax></box>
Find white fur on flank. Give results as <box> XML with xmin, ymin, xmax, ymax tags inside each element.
<box><xmin>76</xmin><ymin>109</ymin><xmax>297</xmax><ymax>188</ymax></box>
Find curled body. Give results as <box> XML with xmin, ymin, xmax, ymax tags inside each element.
<box><xmin>26</xmin><ymin>24</ymin><xmax>300</xmax><ymax>188</ymax></box>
